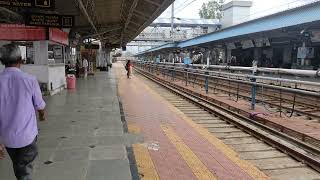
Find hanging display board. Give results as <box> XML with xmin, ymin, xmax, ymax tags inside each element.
<box><xmin>226</xmin><ymin>42</ymin><xmax>236</xmax><ymax>50</ymax></box>
<box><xmin>254</xmin><ymin>38</ymin><xmax>271</xmax><ymax>47</ymax></box>
<box><xmin>0</xmin><ymin>0</ymin><xmax>55</xmax><ymax>9</ymax></box>
<box><xmin>241</xmin><ymin>40</ymin><xmax>254</xmax><ymax>49</ymax></box>
<box><xmin>84</xmin><ymin>44</ymin><xmax>100</xmax><ymax>50</ymax></box>
<box><xmin>25</xmin><ymin>13</ymin><xmax>74</xmax><ymax>28</ymax></box>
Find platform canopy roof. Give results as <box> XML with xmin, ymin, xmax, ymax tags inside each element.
<box><xmin>137</xmin><ymin>1</ymin><xmax>320</xmax><ymax>55</ymax></box>
<box><xmin>0</xmin><ymin>0</ymin><xmax>174</xmax><ymax>48</ymax></box>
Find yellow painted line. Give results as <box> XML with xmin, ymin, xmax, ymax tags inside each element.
<box><xmin>167</xmin><ymin>106</ymin><xmax>270</xmax><ymax>180</ymax></box>
<box><xmin>161</xmin><ymin>125</ymin><xmax>217</xmax><ymax>180</ymax></box>
<box><xmin>128</xmin><ymin>123</ymin><xmax>141</xmax><ymax>134</ymax></box>
<box><xmin>132</xmin><ymin>144</ymin><xmax>160</xmax><ymax>180</ymax></box>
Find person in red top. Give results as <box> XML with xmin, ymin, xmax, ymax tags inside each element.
<box><xmin>125</xmin><ymin>60</ymin><xmax>133</xmax><ymax>78</ymax></box>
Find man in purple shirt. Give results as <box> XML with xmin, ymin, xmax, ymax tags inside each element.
<box><xmin>0</xmin><ymin>43</ymin><xmax>46</xmax><ymax>180</ymax></box>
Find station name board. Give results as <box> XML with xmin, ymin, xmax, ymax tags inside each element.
<box><xmin>85</xmin><ymin>44</ymin><xmax>100</xmax><ymax>50</ymax></box>
<box><xmin>0</xmin><ymin>0</ymin><xmax>54</xmax><ymax>9</ymax></box>
<box><xmin>26</xmin><ymin>13</ymin><xmax>74</xmax><ymax>28</ymax></box>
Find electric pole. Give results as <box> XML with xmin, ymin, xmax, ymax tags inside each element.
<box><xmin>171</xmin><ymin>2</ymin><xmax>175</xmax><ymax>41</ymax></box>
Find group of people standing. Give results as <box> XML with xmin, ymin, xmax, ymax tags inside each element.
<box><xmin>65</xmin><ymin>58</ymin><xmax>89</xmax><ymax>78</ymax></box>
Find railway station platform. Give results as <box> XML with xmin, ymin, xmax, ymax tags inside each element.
<box><xmin>0</xmin><ymin>68</ymin><xmax>141</xmax><ymax>180</ymax></box>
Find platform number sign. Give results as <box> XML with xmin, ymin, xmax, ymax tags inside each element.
<box><xmin>35</xmin><ymin>0</ymin><xmax>51</xmax><ymax>8</ymax></box>
<box><xmin>62</xmin><ymin>16</ymin><xmax>73</xmax><ymax>28</ymax></box>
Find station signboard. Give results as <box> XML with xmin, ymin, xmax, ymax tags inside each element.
<box><xmin>84</xmin><ymin>44</ymin><xmax>100</xmax><ymax>49</ymax></box>
<box><xmin>226</xmin><ymin>42</ymin><xmax>236</xmax><ymax>50</ymax></box>
<box><xmin>241</xmin><ymin>40</ymin><xmax>254</xmax><ymax>49</ymax></box>
<box><xmin>0</xmin><ymin>0</ymin><xmax>55</xmax><ymax>9</ymax></box>
<box><xmin>25</xmin><ymin>13</ymin><xmax>74</xmax><ymax>28</ymax></box>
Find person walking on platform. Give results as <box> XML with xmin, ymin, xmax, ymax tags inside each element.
<box><xmin>125</xmin><ymin>60</ymin><xmax>133</xmax><ymax>78</ymax></box>
<box><xmin>0</xmin><ymin>43</ymin><xmax>46</xmax><ymax>180</ymax></box>
<box><xmin>83</xmin><ymin>57</ymin><xmax>89</xmax><ymax>78</ymax></box>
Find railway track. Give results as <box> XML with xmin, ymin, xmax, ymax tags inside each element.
<box><xmin>142</xmin><ymin>64</ymin><xmax>320</xmax><ymax>121</ymax></box>
<box><xmin>176</xmin><ymin>74</ymin><xmax>320</xmax><ymax>121</ymax></box>
<box><xmin>134</xmin><ymin>68</ymin><xmax>320</xmax><ymax>180</ymax></box>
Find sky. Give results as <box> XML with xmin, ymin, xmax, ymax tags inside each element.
<box><xmin>159</xmin><ymin>0</ymin><xmax>314</xmax><ymax>19</ymax></box>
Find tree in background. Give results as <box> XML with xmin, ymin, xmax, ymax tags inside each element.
<box><xmin>199</xmin><ymin>0</ymin><xmax>225</xmax><ymax>19</ymax></box>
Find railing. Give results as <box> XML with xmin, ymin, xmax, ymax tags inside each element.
<box><xmin>139</xmin><ymin>62</ymin><xmax>320</xmax><ymax>94</ymax></box>
<box><xmin>156</xmin><ymin>62</ymin><xmax>320</xmax><ymax>78</ymax></box>
<box><xmin>136</xmin><ymin>62</ymin><xmax>320</xmax><ymax>119</ymax></box>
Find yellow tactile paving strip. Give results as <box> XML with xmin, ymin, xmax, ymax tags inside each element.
<box><xmin>127</xmin><ymin>122</ymin><xmax>141</xmax><ymax>134</ymax></box>
<box><xmin>167</xmin><ymin>105</ymin><xmax>271</xmax><ymax>180</ymax></box>
<box><xmin>138</xmin><ymin>75</ymin><xmax>270</xmax><ymax>179</ymax></box>
<box><xmin>132</xmin><ymin>144</ymin><xmax>160</xmax><ymax>180</ymax></box>
<box><xmin>161</xmin><ymin>124</ymin><xmax>217</xmax><ymax>180</ymax></box>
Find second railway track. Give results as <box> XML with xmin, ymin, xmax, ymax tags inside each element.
<box><xmin>142</xmin><ymin>64</ymin><xmax>320</xmax><ymax>121</ymax></box>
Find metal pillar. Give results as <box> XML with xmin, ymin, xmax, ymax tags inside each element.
<box><xmin>251</xmin><ymin>60</ymin><xmax>258</xmax><ymax>110</ymax></box>
<box><xmin>170</xmin><ymin>2</ymin><xmax>174</xmax><ymax>40</ymax></box>
<box><xmin>171</xmin><ymin>67</ymin><xmax>174</xmax><ymax>81</ymax></box>
<box><xmin>205</xmin><ymin>72</ymin><xmax>209</xmax><ymax>94</ymax></box>
<box><xmin>251</xmin><ymin>77</ymin><xmax>257</xmax><ymax>110</ymax></box>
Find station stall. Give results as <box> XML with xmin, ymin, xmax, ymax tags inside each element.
<box><xmin>0</xmin><ymin>24</ymin><xmax>69</xmax><ymax>95</ymax></box>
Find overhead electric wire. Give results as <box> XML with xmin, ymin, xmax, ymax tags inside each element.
<box><xmin>175</xmin><ymin>0</ymin><xmax>199</xmax><ymax>15</ymax></box>
<box><xmin>163</xmin><ymin>0</ymin><xmax>197</xmax><ymax>18</ymax></box>
<box><xmin>175</xmin><ymin>0</ymin><xmax>196</xmax><ymax>12</ymax></box>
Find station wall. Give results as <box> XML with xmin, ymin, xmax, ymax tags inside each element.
<box><xmin>0</xmin><ymin>64</ymin><xmax>66</xmax><ymax>95</ymax></box>
<box><xmin>0</xmin><ymin>64</ymin><xmax>48</xmax><ymax>83</ymax></box>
